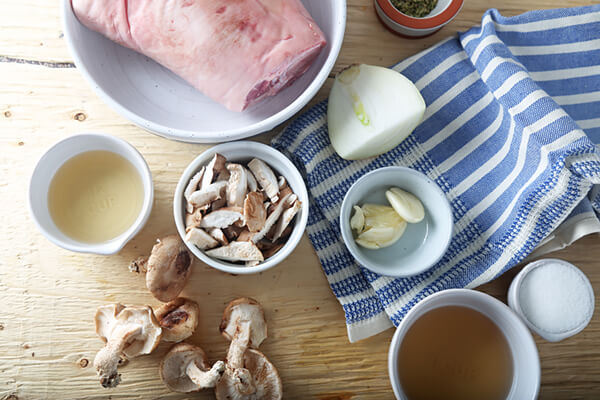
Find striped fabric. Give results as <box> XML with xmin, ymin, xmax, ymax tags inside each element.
<box><xmin>272</xmin><ymin>6</ymin><xmax>600</xmax><ymax>342</ymax></box>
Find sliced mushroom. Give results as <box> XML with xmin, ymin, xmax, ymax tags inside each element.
<box><xmin>262</xmin><ymin>242</ymin><xmax>285</xmax><ymax>259</ymax></box>
<box><xmin>237</xmin><ymin>229</ymin><xmax>253</xmax><ymax>242</ymax></box>
<box><xmin>243</xmin><ymin>192</ymin><xmax>267</xmax><ymax>233</ymax></box>
<box><xmin>94</xmin><ymin>304</ymin><xmax>162</xmax><ymax>388</ymax></box>
<box><xmin>271</xmin><ymin>199</ymin><xmax>301</xmax><ymax>242</ymax></box>
<box><xmin>200</xmin><ymin>208</ymin><xmax>244</xmax><ymax>229</ymax></box>
<box><xmin>185</xmin><ymin>227</ymin><xmax>219</xmax><ymax>250</ymax></box>
<box><xmin>188</xmin><ymin>181</ymin><xmax>227</xmax><ymax>210</ymax></box>
<box><xmin>248</xmin><ymin>158</ymin><xmax>279</xmax><ymax>203</ymax></box>
<box><xmin>216</xmin><ymin>168</ymin><xmax>230</xmax><ymax>182</ymax></box>
<box><xmin>160</xmin><ymin>342</ymin><xmax>226</xmax><ymax>393</ymax></box>
<box><xmin>145</xmin><ymin>235</ymin><xmax>193</xmax><ymax>302</ymax></box>
<box><xmin>246</xmin><ymin>167</ymin><xmax>258</xmax><ymax>192</ymax></box>
<box><xmin>155</xmin><ymin>298</ymin><xmax>200</xmax><ymax>343</ymax></box>
<box><xmin>250</xmin><ymin>193</ymin><xmax>292</xmax><ymax>243</ymax></box>
<box><xmin>208</xmin><ymin>228</ymin><xmax>229</xmax><ymax>246</ymax></box>
<box><xmin>184</xmin><ymin>167</ymin><xmax>206</xmax><ymax>213</ymax></box>
<box><xmin>205</xmin><ymin>241</ymin><xmax>264</xmax><ymax>263</ymax></box>
<box><xmin>277</xmin><ymin>176</ymin><xmax>286</xmax><ymax>190</ymax></box>
<box><xmin>210</xmin><ymin>197</ymin><xmax>227</xmax><ymax>212</ymax></box>
<box><xmin>226</xmin><ymin>163</ymin><xmax>248</xmax><ymax>208</ymax></box>
<box><xmin>201</xmin><ymin>153</ymin><xmax>227</xmax><ymax>189</ymax></box>
<box><xmin>223</xmin><ymin>225</ymin><xmax>244</xmax><ymax>241</ymax></box>
<box><xmin>185</xmin><ymin>209</ymin><xmax>204</xmax><ymax>232</ymax></box>
<box><xmin>215</xmin><ymin>349</ymin><xmax>282</xmax><ymax>400</ymax></box>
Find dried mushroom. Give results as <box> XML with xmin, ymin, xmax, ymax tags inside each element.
<box><xmin>184</xmin><ymin>167</ymin><xmax>205</xmax><ymax>213</ymax></box>
<box><xmin>205</xmin><ymin>241</ymin><xmax>264</xmax><ymax>263</ymax></box>
<box><xmin>182</xmin><ymin>154</ymin><xmax>301</xmax><ymax>266</ymax></box>
<box><xmin>185</xmin><ymin>227</ymin><xmax>219</xmax><ymax>250</ymax></box>
<box><xmin>201</xmin><ymin>154</ymin><xmax>227</xmax><ymax>189</ymax></box>
<box><xmin>93</xmin><ymin>304</ymin><xmax>162</xmax><ymax>388</ymax></box>
<box><xmin>215</xmin><ymin>349</ymin><xmax>282</xmax><ymax>400</ymax></box>
<box><xmin>130</xmin><ymin>235</ymin><xmax>193</xmax><ymax>302</ymax></box>
<box><xmin>155</xmin><ymin>298</ymin><xmax>200</xmax><ymax>343</ymax></box>
<box><xmin>248</xmin><ymin>158</ymin><xmax>279</xmax><ymax>203</ymax></box>
<box><xmin>188</xmin><ymin>181</ymin><xmax>227</xmax><ymax>210</ymax></box>
<box><xmin>215</xmin><ymin>298</ymin><xmax>281</xmax><ymax>400</ymax></box>
<box><xmin>226</xmin><ymin>163</ymin><xmax>248</xmax><ymax>207</ymax></box>
<box><xmin>160</xmin><ymin>342</ymin><xmax>225</xmax><ymax>393</ymax></box>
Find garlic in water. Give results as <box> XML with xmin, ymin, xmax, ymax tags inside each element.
<box><xmin>327</xmin><ymin>64</ymin><xmax>426</xmax><ymax>160</ymax></box>
<box><xmin>351</xmin><ymin>204</ymin><xmax>407</xmax><ymax>249</ymax></box>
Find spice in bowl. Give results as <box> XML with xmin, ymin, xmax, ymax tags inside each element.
<box><xmin>390</xmin><ymin>0</ymin><xmax>438</xmax><ymax>18</ymax></box>
<box><xmin>508</xmin><ymin>258</ymin><xmax>595</xmax><ymax>342</ymax></box>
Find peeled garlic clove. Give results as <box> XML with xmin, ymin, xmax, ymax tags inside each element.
<box><xmin>327</xmin><ymin>64</ymin><xmax>426</xmax><ymax>160</ymax></box>
<box><xmin>385</xmin><ymin>187</ymin><xmax>425</xmax><ymax>223</ymax></box>
<box><xmin>350</xmin><ymin>205</ymin><xmax>365</xmax><ymax>233</ymax></box>
<box><xmin>356</xmin><ymin>222</ymin><xmax>407</xmax><ymax>249</ymax></box>
<box><xmin>360</xmin><ymin>204</ymin><xmax>403</xmax><ymax>229</ymax></box>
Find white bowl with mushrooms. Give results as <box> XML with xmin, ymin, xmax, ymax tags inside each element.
<box><xmin>174</xmin><ymin>141</ymin><xmax>309</xmax><ymax>274</ymax></box>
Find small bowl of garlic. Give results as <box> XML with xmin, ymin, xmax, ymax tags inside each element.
<box><xmin>340</xmin><ymin>166</ymin><xmax>453</xmax><ymax>277</ymax></box>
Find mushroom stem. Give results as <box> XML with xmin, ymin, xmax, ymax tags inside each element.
<box><xmin>186</xmin><ymin>360</ymin><xmax>226</xmax><ymax>389</ymax></box>
<box><xmin>94</xmin><ymin>325</ymin><xmax>142</xmax><ymax>388</ymax></box>
<box><xmin>227</xmin><ymin>321</ymin><xmax>251</xmax><ymax>368</ymax></box>
<box><xmin>233</xmin><ymin>368</ymin><xmax>257</xmax><ymax>395</ymax></box>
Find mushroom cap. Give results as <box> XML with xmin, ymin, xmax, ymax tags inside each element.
<box><xmin>215</xmin><ymin>349</ymin><xmax>282</xmax><ymax>400</ymax></box>
<box><xmin>160</xmin><ymin>343</ymin><xmax>211</xmax><ymax>393</ymax></box>
<box><xmin>155</xmin><ymin>298</ymin><xmax>200</xmax><ymax>343</ymax></box>
<box><xmin>146</xmin><ymin>235</ymin><xmax>193</xmax><ymax>302</ymax></box>
<box><xmin>94</xmin><ymin>304</ymin><xmax>162</xmax><ymax>359</ymax></box>
<box><xmin>220</xmin><ymin>298</ymin><xmax>267</xmax><ymax>349</ymax></box>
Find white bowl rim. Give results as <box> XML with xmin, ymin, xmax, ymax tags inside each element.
<box><xmin>387</xmin><ymin>288</ymin><xmax>541</xmax><ymax>400</ymax></box>
<box><xmin>173</xmin><ymin>141</ymin><xmax>309</xmax><ymax>274</ymax></box>
<box><xmin>28</xmin><ymin>132</ymin><xmax>154</xmax><ymax>255</ymax></box>
<box><xmin>61</xmin><ymin>0</ymin><xmax>347</xmax><ymax>143</ymax></box>
<box><xmin>340</xmin><ymin>166</ymin><xmax>454</xmax><ymax>277</ymax></box>
<box><xmin>508</xmin><ymin>258</ymin><xmax>595</xmax><ymax>342</ymax></box>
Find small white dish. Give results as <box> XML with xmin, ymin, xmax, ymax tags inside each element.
<box><xmin>61</xmin><ymin>0</ymin><xmax>346</xmax><ymax>143</ymax></box>
<box><xmin>508</xmin><ymin>258</ymin><xmax>595</xmax><ymax>342</ymax></box>
<box><xmin>388</xmin><ymin>289</ymin><xmax>540</xmax><ymax>400</ymax></box>
<box><xmin>340</xmin><ymin>166</ymin><xmax>453</xmax><ymax>277</ymax></box>
<box><xmin>374</xmin><ymin>0</ymin><xmax>463</xmax><ymax>37</ymax></box>
<box><xmin>174</xmin><ymin>141</ymin><xmax>309</xmax><ymax>275</ymax></box>
<box><xmin>29</xmin><ymin>133</ymin><xmax>154</xmax><ymax>255</ymax></box>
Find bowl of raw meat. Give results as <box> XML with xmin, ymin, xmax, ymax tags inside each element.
<box><xmin>62</xmin><ymin>0</ymin><xmax>346</xmax><ymax>143</ymax></box>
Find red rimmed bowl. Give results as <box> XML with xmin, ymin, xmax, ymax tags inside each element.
<box><xmin>374</xmin><ymin>0</ymin><xmax>463</xmax><ymax>37</ymax></box>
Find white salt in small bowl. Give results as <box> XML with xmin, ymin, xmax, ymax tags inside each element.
<box><xmin>508</xmin><ymin>258</ymin><xmax>595</xmax><ymax>342</ymax></box>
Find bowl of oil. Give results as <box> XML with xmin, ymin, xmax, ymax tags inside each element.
<box><xmin>29</xmin><ymin>133</ymin><xmax>153</xmax><ymax>255</ymax></box>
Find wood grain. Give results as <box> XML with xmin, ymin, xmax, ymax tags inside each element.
<box><xmin>1</xmin><ymin>0</ymin><xmax>599</xmax><ymax>399</ymax></box>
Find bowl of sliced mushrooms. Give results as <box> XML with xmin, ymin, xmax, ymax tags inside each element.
<box><xmin>174</xmin><ymin>141</ymin><xmax>309</xmax><ymax>274</ymax></box>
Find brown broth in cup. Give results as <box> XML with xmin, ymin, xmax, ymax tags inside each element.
<box><xmin>397</xmin><ymin>306</ymin><xmax>513</xmax><ymax>400</ymax></box>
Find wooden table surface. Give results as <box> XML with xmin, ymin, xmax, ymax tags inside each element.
<box><xmin>1</xmin><ymin>1</ymin><xmax>599</xmax><ymax>399</ymax></box>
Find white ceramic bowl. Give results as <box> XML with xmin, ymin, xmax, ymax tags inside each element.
<box><xmin>340</xmin><ymin>166</ymin><xmax>453</xmax><ymax>277</ymax></box>
<box><xmin>374</xmin><ymin>0</ymin><xmax>463</xmax><ymax>37</ymax></box>
<box><xmin>508</xmin><ymin>258</ymin><xmax>595</xmax><ymax>342</ymax></box>
<box><xmin>29</xmin><ymin>133</ymin><xmax>154</xmax><ymax>255</ymax></box>
<box><xmin>174</xmin><ymin>141</ymin><xmax>309</xmax><ymax>274</ymax></box>
<box><xmin>61</xmin><ymin>0</ymin><xmax>346</xmax><ymax>143</ymax></box>
<box><xmin>388</xmin><ymin>289</ymin><xmax>540</xmax><ymax>400</ymax></box>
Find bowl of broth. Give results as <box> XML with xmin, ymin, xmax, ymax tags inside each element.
<box><xmin>388</xmin><ymin>289</ymin><xmax>540</xmax><ymax>400</ymax></box>
<box><xmin>29</xmin><ymin>133</ymin><xmax>153</xmax><ymax>255</ymax></box>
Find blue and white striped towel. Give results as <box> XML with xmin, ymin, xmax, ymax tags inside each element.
<box><xmin>272</xmin><ymin>6</ymin><xmax>600</xmax><ymax>342</ymax></box>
